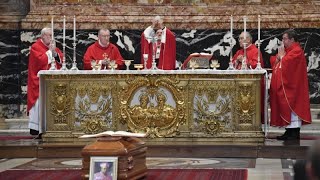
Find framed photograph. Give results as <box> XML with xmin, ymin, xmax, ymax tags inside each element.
<box><xmin>89</xmin><ymin>156</ymin><xmax>118</xmax><ymax>180</ymax></box>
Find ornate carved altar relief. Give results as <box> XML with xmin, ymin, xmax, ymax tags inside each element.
<box><xmin>40</xmin><ymin>70</ymin><xmax>265</xmax><ymax>143</ymax></box>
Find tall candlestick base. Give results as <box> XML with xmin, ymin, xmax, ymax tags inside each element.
<box><xmin>241</xmin><ymin>57</ymin><xmax>248</xmax><ymax>70</ymax></box>
<box><xmin>70</xmin><ymin>60</ymin><xmax>78</xmax><ymax>70</ymax></box>
<box><xmin>49</xmin><ymin>58</ymin><xmax>56</xmax><ymax>70</ymax></box>
<box><xmin>255</xmin><ymin>42</ymin><xmax>262</xmax><ymax>70</ymax></box>
<box><xmin>255</xmin><ymin>62</ymin><xmax>262</xmax><ymax>70</ymax></box>
<box><xmin>70</xmin><ymin>43</ymin><xmax>78</xmax><ymax>70</ymax></box>
<box><xmin>227</xmin><ymin>59</ymin><xmax>235</xmax><ymax>70</ymax></box>
<box><xmin>151</xmin><ymin>61</ymin><xmax>158</xmax><ymax>70</ymax></box>
<box><xmin>61</xmin><ymin>56</ymin><xmax>68</xmax><ymax>70</ymax></box>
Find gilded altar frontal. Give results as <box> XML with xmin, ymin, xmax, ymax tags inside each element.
<box><xmin>40</xmin><ymin>70</ymin><xmax>265</xmax><ymax>143</ymax></box>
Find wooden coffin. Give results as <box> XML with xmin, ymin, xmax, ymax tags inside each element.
<box><xmin>81</xmin><ymin>137</ymin><xmax>147</xmax><ymax>180</ymax></box>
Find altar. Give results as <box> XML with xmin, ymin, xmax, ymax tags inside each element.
<box><xmin>39</xmin><ymin>69</ymin><xmax>266</xmax><ymax>143</ymax></box>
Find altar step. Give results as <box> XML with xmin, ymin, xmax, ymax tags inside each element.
<box><xmin>0</xmin><ymin>107</ymin><xmax>319</xmax><ymax>136</ymax></box>
<box><xmin>0</xmin><ymin>118</ymin><xmax>29</xmax><ymax>135</ymax></box>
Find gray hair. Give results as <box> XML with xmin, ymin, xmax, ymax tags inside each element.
<box><xmin>40</xmin><ymin>27</ymin><xmax>51</xmax><ymax>36</ymax></box>
<box><xmin>243</xmin><ymin>31</ymin><xmax>252</xmax><ymax>41</ymax></box>
<box><xmin>98</xmin><ymin>29</ymin><xmax>110</xmax><ymax>36</ymax></box>
<box><xmin>154</xmin><ymin>15</ymin><xmax>163</xmax><ymax>23</ymax></box>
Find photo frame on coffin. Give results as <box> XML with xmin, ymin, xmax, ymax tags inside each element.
<box><xmin>89</xmin><ymin>156</ymin><xmax>118</xmax><ymax>180</ymax></box>
<box><xmin>181</xmin><ymin>53</ymin><xmax>213</xmax><ymax>69</ymax></box>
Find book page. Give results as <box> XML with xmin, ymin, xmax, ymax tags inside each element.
<box><xmin>79</xmin><ymin>131</ymin><xmax>146</xmax><ymax>138</ymax></box>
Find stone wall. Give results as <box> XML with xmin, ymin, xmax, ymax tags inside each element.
<box><xmin>0</xmin><ymin>0</ymin><xmax>319</xmax><ymax>119</ymax></box>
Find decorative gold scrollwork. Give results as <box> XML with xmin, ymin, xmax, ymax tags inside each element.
<box><xmin>81</xmin><ymin>116</ymin><xmax>107</xmax><ymax>134</ymax></box>
<box><xmin>51</xmin><ymin>84</ymin><xmax>71</xmax><ymax>126</ymax></box>
<box><xmin>191</xmin><ymin>80</ymin><xmax>234</xmax><ymax>135</ymax></box>
<box><xmin>70</xmin><ymin>82</ymin><xmax>114</xmax><ymax>134</ymax></box>
<box><xmin>236</xmin><ymin>83</ymin><xmax>255</xmax><ymax>124</ymax></box>
<box><xmin>120</xmin><ymin>75</ymin><xmax>186</xmax><ymax>138</ymax></box>
<box><xmin>204</xmin><ymin>120</ymin><xmax>223</xmax><ymax>135</ymax></box>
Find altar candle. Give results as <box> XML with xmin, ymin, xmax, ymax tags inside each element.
<box><xmin>230</xmin><ymin>15</ymin><xmax>233</xmax><ymax>38</ymax></box>
<box><xmin>258</xmin><ymin>15</ymin><xmax>261</xmax><ymax>41</ymax></box>
<box><xmin>63</xmin><ymin>15</ymin><xmax>66</xmax><ymax>44</ymax></box>
<box><xmin>51</xmin><ymin>17</ymin><xmax>54</xmax><ymax>40</ymax></box>
<box><xmin>73</xmin><ymin>15</ymin><xmax>76</xmax><ymax>43</ymax></box>
<box><xmin>243</xmin><ymin>16</ymin><xmax>246</xmax><ymax>40</ymax></box>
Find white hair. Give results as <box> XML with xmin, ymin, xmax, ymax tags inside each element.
<box><xmin>154</xmin><ymin>15</ymin><xmax>163</xmax><ymax>23</ymax></box>
<box><xmin>40</xmin><ymin>27</ymin><xmax>51</xmax><ymax>36</ymax></box>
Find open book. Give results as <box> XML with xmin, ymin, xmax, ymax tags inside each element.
<box><xmin>79</xmin><ymin>131</ymin><xmax>146</xmax><ymax>138</ymax></box>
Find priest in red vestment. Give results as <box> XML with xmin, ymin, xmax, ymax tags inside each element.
<box><xmin>27</xmin><ymin>27</ymin><xmax>62</xmax><ymax>137</ymax></box>
<box><xmin>141</xmin><ymin>16</ymin><xmax>176</xmax><ymax>70</ymax></box>
<box><xmin>83</xmin><ymin>29</ymin><xmax>124</xmax><ymax>70</ymax></box>
<box><xmin>232</xmin><ymin>32</ymin><xmax>264</xmax><ymax>69</ymax></box>
<box><xmin>232</xmin><ymin>31</ymin><xmax>265</xmax><ymax>124</ymax></box>
<box><xmin>270</xmin><ymin>29</ymin><xmax>311</xmax><ymax>140</ymax></box>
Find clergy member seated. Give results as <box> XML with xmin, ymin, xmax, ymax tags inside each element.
<box><xmin>232</xmin><ymin>31</ymin><xmax>264</xmax><ymax>69</ymax></box>
<box><xmin>83</xmin><ymin>29</ymin><xmax>124</xmax><ymax>70</ymax></box>
<box><xmin>141</xmin><ymin>15</ymin><xmax>176</xmax><ymax>70</ymax></box>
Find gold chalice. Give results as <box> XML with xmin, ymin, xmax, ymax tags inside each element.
<box><xmin>108</xmin><ymin>60</ymin><xmax>118</xmax><ymax>70</ymax></box>
<box><xmin>189</xmin><ymin>60</ymin><xmax>199</xmax><ymax>70</ymax></box>
<box><xmin>134</xmin><ymin>64</ymin><xmax>143</xmax><ymax>70</ymax></box>
<box><xmin>91</xmin><ymin>60</ymin><xmax>97</xmax><ymax>70</ymax></box>
<box><xmin>210</xmin><ymin>59</ymin><xmax>220</xmax><ymax>70</ymax></box>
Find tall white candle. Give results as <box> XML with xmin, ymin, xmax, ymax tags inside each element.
<box><xmin>73</xmin><ymin>15</ymin><xmax>76</xmax><ymax>43</ymax></box>
<box><xmin>51</xmin><ymin>17</ymin><xmax>54</xmax><ymax>40</ymax></box>
<box><xmin>243</xmin><ymin>16</ymin><xmax>246</xmax><ymax>40</ymax></box>
<box><xmin>230</xmin><ymin>15</ymin><xmax>233</xmax><ymax>38</ymax></box>
<box><xmin>258</xmin><ymin>15</ymin><xmax>261</xmax><ymax>41</ymax></box>
<box><xmin>63</xmin><ymin>15</ymin><xmax>66</xmax><ymax>44</ymax></box>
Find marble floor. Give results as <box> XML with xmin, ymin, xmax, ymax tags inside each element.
<box><xmin>0</xmin><ymin>157</ymin><xmax>296</xmax><ymax>180</ymax></box>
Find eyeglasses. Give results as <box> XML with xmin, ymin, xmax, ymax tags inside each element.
<box><xmin>238</xmin><ymin>37</ymin><xmax>245</xmax><ymax>41</ymax></box>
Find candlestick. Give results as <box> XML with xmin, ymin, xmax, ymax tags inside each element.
<box><xmin>243</xmin><ymin>16</ymin><xmax>246</xmax><ymax>40</ymax></box>
<box><xmin>258</xmin><ymin>15</ymin><xmax>261</xmax><ymax>41</ymax></box>
<box><xmin>61</xmin><ymin>15</ymin><xmax>68</xmax><ymax>70</ymax></box>
<box><xmin>51</xmin><ymin>17</ymin><xmax>54</xmax><ymax>40</ymax></box>
<box><xmin>230</xmin><ymin>15</ymin><xmax>233</xmax><ymax>38</ymax></box>
<box><xmin>73</xmin><ymin>15</ymin><xmax>76</xmax><ymax>43</ymax></box>
<box><xmin>256</xmin><ymin>15</ymin><xmax>262</xmax><ymax>70</ymax></box>
<box><xmin>227</xmin><ymin>15</ymin><xmax>235</xmax><ymax>70</ymax></box>
<box><xmin>63</xmin><ymin>15</ymin><xmax>66</xmax><ymax>44</ymax></box>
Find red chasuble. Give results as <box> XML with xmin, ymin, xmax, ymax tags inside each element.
<box><xmin>232</xmin><ymin>44</ymin><xmax>265</xmax><ymax>123</ymax></box>
<box><xmin>27</xmin><ymin>39</ymin><xmax>63</xmax><ymax>112</ymax></box>
<box><xmin>232</xmin><ymin>44</ymin><xmax>263</xmax><ymax>70</ymax></box>
<box><xmin>141</xmin><ymin>27</ymin><xmax>176</xmax><ymax>70</ymax></box>
<box><xmin>83</xmin><ymin>42</ymin><xmax>124</xmax><ymax>70</ymax></box>
<box><xmin>270</xmin><ymin>42</ymin><xmax>311</xmax><ymax>127</ymax></box>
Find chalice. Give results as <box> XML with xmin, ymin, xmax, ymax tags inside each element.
<box><xmin>143</xmin><ymin>54</ymin><xmax>148</xmax><ymax>70</ymax></box>
<box><xmin>108</xmin><ymin>60</ymin><xmax>117</xmax><ymax>70</ymax></box>
<box><xmin>91</xmin><ymin>60</ymin><xmax>97</xmax><ymax>70</ymax></box>
<box><xmin>210</xmin><ymin>59</ymin><xmax>220</xmax><ymax>70</ymax></box>
<box><xmin>123</xmin><ymin>60</ymin><xmax>133</xmax><ymax>70</ymax></box>
<box><xmin>189</xmin><ymin>59</ymin><xmax>199</xmax><ymax>70</ymax></box>
<box><xmin>134</xmin><ymin>64</ymin><xmax>143</xmax><ymax>70</ymax></box>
